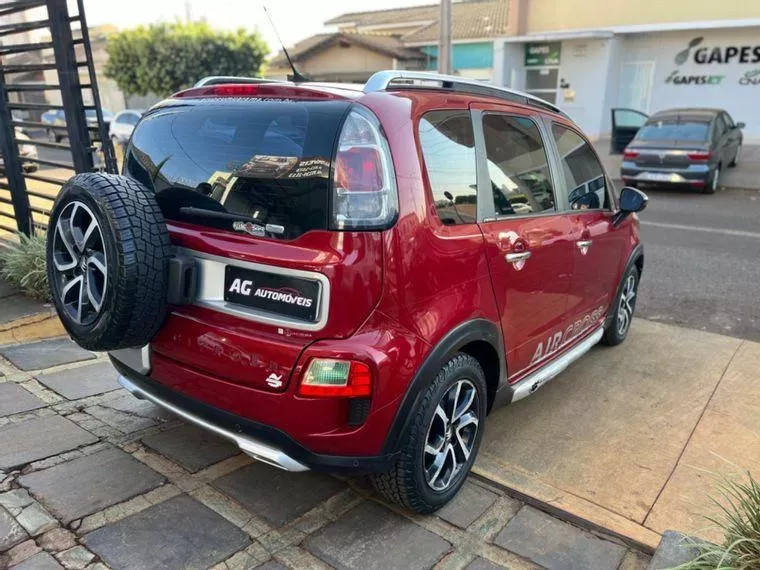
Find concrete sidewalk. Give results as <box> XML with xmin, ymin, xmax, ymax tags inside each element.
<box><xmin>0</xmin><ymin>337</ymin><xmax>649</xmax><ymax>570</ymax></box>
<box><xmin>476</xmin><ymin>318</ymin><xmax>758</xmax><ymax>550</ymax></box>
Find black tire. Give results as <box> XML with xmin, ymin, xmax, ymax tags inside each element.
<box><xmin>729</xmin><ymin>145</ymin><xmax>740</xmax><ymax>167</ymax></box>
<box><xmin>602</xmin><ymin>265</ymin><xmax>639</xmax><ymax>346</ymax></box>
<box><xmin>369</xmin><ymin>353</ymin><xmax>487</xmax><ymax>514</ymax></box>
<box><xmin>46</xmin><ymin>173</ymin><xmax>170</xmax><ymax>351</ymax></box>
<box><xmin>703</xmin><ymin>166</ymin><xmax>719</xmax><ymax>195</ymax></box>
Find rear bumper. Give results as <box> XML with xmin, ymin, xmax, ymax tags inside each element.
<box><xmin>621</xmin><ymin>162</ymin><xmax>711</xmax><ymax>185</ymax></box>
<box><xmin>112</xmin><ymin>356</ymin><xmax>398</xmax><ymax>473</ymax></box>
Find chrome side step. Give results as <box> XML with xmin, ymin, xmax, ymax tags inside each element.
<box><xmin>509</xmin><ymin>326</ymin><xmax>604</xmax><ymax>403</ymax></box>
<box><xmin>118</xmin><ymin>375</ymin><xmax>309</xmax><ymax>472</ymax></box>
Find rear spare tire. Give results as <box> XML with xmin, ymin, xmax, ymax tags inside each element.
<box><xmin>46</xmin><ymin>173</ymin><xmax>170</xmax><ymax>351</ymax></box>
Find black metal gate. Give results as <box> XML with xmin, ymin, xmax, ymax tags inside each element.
<box><xmin>0</xmin><ymin>0</ymin><xmax>117</xmax><ymax>237</ymax></box>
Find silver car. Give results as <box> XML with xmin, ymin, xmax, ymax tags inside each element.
<box><xmin>0</xmin><ymin>128</ymin><xmax>38</xmax><ymax>173</ymax></box>
<box><xmin>109</xmin><ymin>109</ymin><xmax>143</xmax><ymax>149</ymax></box>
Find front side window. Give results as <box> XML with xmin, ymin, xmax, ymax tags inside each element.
<box><xmin>551</xmin><ymin>123</ymin><xmax>610</xmax><ymax>211</ymax></box>
<box><xmin>482</xmin><ymin>114</ymin><xmax>555</xmax><ymax>217</ymax></box>
<box><xmin>418</xmin><ymin>110</ymin><xmax>478</xmax><ymax>226</ymax></box>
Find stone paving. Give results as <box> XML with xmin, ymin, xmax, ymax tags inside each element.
<box><xmin>0</xmin><ymin>336</ymin><xmax>652</xmax><ymax>570</ymax></box>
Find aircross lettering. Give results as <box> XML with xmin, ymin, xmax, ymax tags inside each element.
<box><xmin>530</xmin><ymin>306</ymin><xmax>606</xmax><ymax>366</ymax></box>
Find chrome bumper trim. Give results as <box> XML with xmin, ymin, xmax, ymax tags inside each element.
<box><xmin>118</xmin><ymin>375</ymin><xmax>310</xmax><ymax>472</ymax></box>
<box><xmin>509</xmin><ymin>326</ymin><xmax>604</xmax><ymax>403</ymax></box>
<box><xmin>179</xmin><ymin>247</ymin><xmax>330</xmax><ymax>332</ymax></box>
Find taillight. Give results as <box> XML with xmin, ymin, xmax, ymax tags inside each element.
<box><xmin>332</xmin><ymin>106</ymin><xmax>398</xmax><ymax>230</ymax></box>
<box><xmin>623</xmin><ymin>149</ymin><xmax>639</xmax><ymax>160</ymax></box>
<box><xmin>687</xmin><ymin>151</ymin><xmax>711</xmax><ymax>161</ymax></box>
<box><xmin>298</xmin><ymin>358</ymin><xmax>372</xmax><ymax>398</ymax></box>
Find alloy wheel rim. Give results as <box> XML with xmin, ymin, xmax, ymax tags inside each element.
<box><xmin>423</xmin><ymin>379</ymin><xmax>479</xmax><ymax>491</ymax></box>
<box><xmin>52</xmin><ymin>201</ymin><xmax>107</xmax><ymax>325</ymax></box>
<box><xmin>617</xmin><ymin>273</ymin><xmax>636</xmax><ymax>336</ymax></box>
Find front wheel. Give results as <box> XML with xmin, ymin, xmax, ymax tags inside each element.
<box><xmin>370</xmin><ymin>353</ymin><xmax>487</xmax><ymax>514</ymax></box>
<box><xmin>729</xmin><ymin>146</ymin><xmax>740</xmax><ymax>167</ymax></box>
<box><xmin>602</xmin><ymin>265</ymin><xmax>639</xmax><ymax>346</ymax></box>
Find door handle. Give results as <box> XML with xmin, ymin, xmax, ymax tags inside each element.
<box><xmin>576</xmin><ymin>240</ymin><xmax>593</xmax><ymax>255</ymax></box>
<box><xmin>505</xmin><ymin>251</ymin><xmax>532</xmax><ymax>263</ymax></box>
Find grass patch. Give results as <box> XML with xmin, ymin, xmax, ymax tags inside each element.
<box><xmin>0</xmin><ymin>233</ymin><xmax>50</xmax><ymax>301</ymax></box>
<box><xmin>676</xmin><ymin>473</ymin><xmax>760</xmax><ymax>569</ymax></box>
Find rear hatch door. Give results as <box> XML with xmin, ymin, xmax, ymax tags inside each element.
<box><xmin>124</xmin><ymin>90</ymin><xmax>384</xmax><ymax>392</ymax></box>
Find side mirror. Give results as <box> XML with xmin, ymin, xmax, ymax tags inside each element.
<box><xmin>735</xmin><ymin>122</ymin><xmax>746</xmax><ymax>129</ymax></box>
<box><xmin>613</xmin><ymin>187</ymin><xmax>648</xmax><ymax>227</ymax></box>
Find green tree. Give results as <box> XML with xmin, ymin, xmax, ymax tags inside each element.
<box><xmin>104</xmin><ymin>22</ymin><xmax>269</xmax><ymax>97</ymax></box>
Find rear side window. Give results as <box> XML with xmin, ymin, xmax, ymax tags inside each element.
<box><xmin>636</xmin><ymin>121</ymin><xmax>709</xmax><ymax>142</ymax></box>
<box><xmin>124</xmin><ymin>99</ymin><xmax>350</xmax><ymax>239</ymax></box>
<box><xmin>418</xmin><ymin>110</ymin><xmax>477</xmax><ymax>226</ymax></box>
<box><xmin>482</xmin><ymin>114</ymin><xmax>555</xmax><ymax>217</ymax></box>
<box><xmin>551</xmin><ymin>124</ymin><xmax>610</xmax><ymax>210</ymax></box>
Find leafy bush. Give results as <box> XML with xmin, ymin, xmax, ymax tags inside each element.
<box><xmin>104</xmin><ymin>22</ymin><xmax>269</xmax><ymax>97</ymax></box>
<box><xmin>676</xmin><ymin>473</ymin><xmax>760</xmax><ymax>570</ymax></box>
<box><xmin>0</xmin><ymin>233</ymin><xmax>50</xmax><ymax>301</ymax></box>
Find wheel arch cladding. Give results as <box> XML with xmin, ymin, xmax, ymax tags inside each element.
<box><xmin>382</xmin><ymin>318</ymin><xmax>506</xmax><ymax>454</ymax></box>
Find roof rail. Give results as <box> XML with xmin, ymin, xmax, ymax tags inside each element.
<box><xmin>364</xmin><ymin>70</ymin><xmax>565</xmax><ymax>116</ymax></box>
<box><xmin>194</xmin><ymin>76</ymin><xmax>286</xmax><ymax>87</ymax></box>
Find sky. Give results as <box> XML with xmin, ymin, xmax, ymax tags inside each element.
<box><xmin>80</xmin><ymin>0</ymin><xmax>437</xmax><ymax>56</ymax></box>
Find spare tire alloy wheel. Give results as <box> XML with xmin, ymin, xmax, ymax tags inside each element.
<box><xmin>51</xmin><ymin>202</ymin><xmax>107</xmax><ymax>326</ymax></box>
<box><xmin>46</xmin><ymin>173</ymin><xmax>171</xmax><ymax>351</ymax></box>
<box><xmin>424</xmin><ymin>379</ymin><xmax>479</xmax><ymax>491</ymax></box>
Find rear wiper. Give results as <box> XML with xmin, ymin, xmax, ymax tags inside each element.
<box><xmin>179</xmin><ymin>207</ymin><xmax>258</xmax><ymax>223</ymax></box>
<box><xmin>178</xmin><ymin>207</ymin><xmax>285</xmax><ymax>235</ymax></box>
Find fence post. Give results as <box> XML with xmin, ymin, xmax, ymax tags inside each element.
<box><xmin>0</xmin><ymin>69</ymin><xmax>33</xmax><ymax>236</ymax></box>
<box><xmin>47</xmin><ymin>0</ymin><xmax>94</xmax><ymax>173</ymax></box>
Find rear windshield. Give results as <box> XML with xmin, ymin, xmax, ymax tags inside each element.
<box><xmin>124</xmin><ymin>99</ymin><xmax>350</xmax><ymax>239</ymax></box>
<box><xmin>635</xmin><ymin>120</ymin><xmax>709</xmax><ymax>142</ymax></box>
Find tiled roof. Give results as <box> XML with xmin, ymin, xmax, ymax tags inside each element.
<box><xmin>325</xmin><ymin>1</ymin><xmax>508</xmax><ymax>42</ymax></box>
<box><xmin>269</xmin><ymin>32</ymin><xmax>424</xmax><ymax>68</ymax></box>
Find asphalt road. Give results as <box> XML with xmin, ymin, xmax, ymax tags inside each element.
<box><xmin>634</xmin><ymin>183</ymin><xmax>760</xmax><ymax>341</ymax></box>
<box><xmin>35</xmin><ymin>140</ymin><xmax>760</xmax><ymax>341</ymax></box>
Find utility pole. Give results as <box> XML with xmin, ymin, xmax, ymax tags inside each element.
<box><xmin>438</xmin><ymin>0</ymin><xmax>452</xmax><ymax>75</ymax></box>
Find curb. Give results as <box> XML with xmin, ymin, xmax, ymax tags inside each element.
<box><xmin>0</xmin><ymin>309</ymin><xmax>65</xmax><ymax>346</ymax></box>
<box><xmin>472</xmin><ymin>455</ymin><xmax>661</xmax><ymax>554</ymax></box>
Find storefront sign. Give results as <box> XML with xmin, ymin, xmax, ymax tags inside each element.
<box><xmin>665</xmin><ymin>70</ymin><xmax>724</xmax><ymax>86</ymax></box>
<box><xmin>675</xmin><ymin>37</ymin><xmax>760</xmax><ymax>66</ymax></box>
<box><xmin>525</xmin><ymin>42</ymin><xmax>561</xmax><ymax>66</ymax></box>
<box><xmin>739</xmin><ymin>69</ymin><xmax>760</xmax><ymax>85</ymax></box>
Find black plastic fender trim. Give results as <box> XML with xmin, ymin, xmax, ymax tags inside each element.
<box><xmin>380</xmin><ymin>318</ymin><xmax>506</xmax><ymax>455</ymax></box>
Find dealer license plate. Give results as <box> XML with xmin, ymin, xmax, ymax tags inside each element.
<box><xmin>223</xmin><ymin>266</ymin><xmax>320</xmax><ymax>322</ymax></box>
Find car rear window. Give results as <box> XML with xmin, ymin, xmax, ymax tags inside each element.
<box><xmin>123</xmin><ymin>99</ymin><xmax>350</xmax><ymax>239</ymax></box>
<box><xmin>635</xmin><ymin>120</ymin><xmax>709</xmax><ymax>142</ymax></box>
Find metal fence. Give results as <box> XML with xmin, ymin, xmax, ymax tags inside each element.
<box><xmin>0</xmin><ymin>0</ymin><xmax>117</xmax><ymax>237</ymax></box>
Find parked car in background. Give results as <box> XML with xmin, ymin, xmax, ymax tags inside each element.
<box><xmin>618</xmin><ymin>108</ymin><xmax>743</xmax><ymax>194</ymax></box>
<box><xmin>41</xmin><ymin>107</ymin><xmax>114</xmax><ymax>142</ymax></box>
<box><xmin>0</xmin><ymin>128</ymin><xmax>38</xmax><ymax>173</ymax></box>
<box><xmin>109</xmin><ymin>109</ymin><xmax>143</xmax><ymax>149</ymax></box>
<box><xmin>45</xmin><ymin>71</ymin><xmax>647</xmax><ymax>514</ymax></box>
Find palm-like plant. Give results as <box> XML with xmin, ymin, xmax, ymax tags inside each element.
<box><xmin>675</xmin><ymin>473</ymin><xmax>760</xmax><ymax>569</ymax></box>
